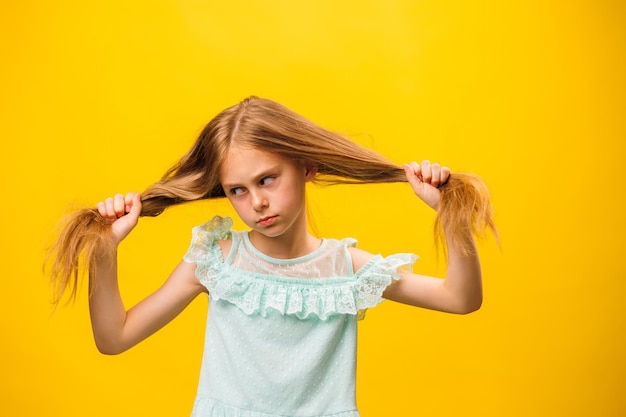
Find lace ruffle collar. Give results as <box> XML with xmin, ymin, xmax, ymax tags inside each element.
<box><xmin>184</xmin><ymin>216</ymin><xmax>417</xmax><ymax>320</ymax></box>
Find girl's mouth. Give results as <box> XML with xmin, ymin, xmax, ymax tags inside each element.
<box><xmin>257</xmin><ymin>216</ymin><xmax>277</xmax><ymax>226</ymax></box>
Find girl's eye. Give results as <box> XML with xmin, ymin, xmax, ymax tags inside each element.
<box><xmin>229</xmin><ymin>187</ymin><xmax>244</xmax><ymax>196</ymax></box>
<box><xmin>260</xmin><ymin>176</ymin><xmax>275</xmax><ymax>186</ymax></box>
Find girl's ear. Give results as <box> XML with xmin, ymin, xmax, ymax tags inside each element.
<box><xmin>304</xmin><ymin>165</ymin><xmax>318</xmax><ymax>181</ymax></box>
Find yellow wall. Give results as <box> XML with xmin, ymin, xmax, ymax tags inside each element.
<box><xmin>2</xmin><ymin>1</ymin><xmax>624</xmax><ymax>416</ymax></box>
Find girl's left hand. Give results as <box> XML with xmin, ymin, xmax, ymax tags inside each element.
<box><xmin>403</xmin><ymin>160</ymin><xmax>451</xmax><ymax>211</ymax></box>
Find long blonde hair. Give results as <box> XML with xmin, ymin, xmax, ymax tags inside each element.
<box><xmin>46</xmin><ymin>96</ymin><xmax>496</xmax><ymax>303</ymax></box>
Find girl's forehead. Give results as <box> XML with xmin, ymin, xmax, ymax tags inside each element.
<box><xmin>219</xmin><ymin>145</ymin><xmax>289</xmax><ymax>182</ymax></box>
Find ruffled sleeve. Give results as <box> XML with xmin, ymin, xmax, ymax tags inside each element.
<box><xmin>351</xmin><ymin>251</ymin><xmax>418</xmax><ymax>319</ymax></box>
<box><xmin>184</xmin><ymin>216</ymin><xmax>233</xmax><ymax>280</ymax></box>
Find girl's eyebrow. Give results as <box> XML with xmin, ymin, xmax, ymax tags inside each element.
<box><xmin>221</xmin><ymin>165</ymin><xmax>280</xmax><ymax>189</ymax></box>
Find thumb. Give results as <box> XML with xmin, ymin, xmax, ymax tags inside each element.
<box><xmin>403</xmin><ymin>163</ymin><xmax>423</xmax><ymax>191</ymax></box>
<box><xmin>121</xmin><ymin>192</ymin><xmax>142</xmax><ymax>227</ymax></box>
<box><xmin>128</xmin><ymin>192</ymin><xmax>142</xmax><ymax>218</ymax></box>
<box><xmin>110</xmin><ymin>193</ymin><xmax>142</xmax><ymax>244</ymax></box>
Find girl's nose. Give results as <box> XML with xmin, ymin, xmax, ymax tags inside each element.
<box><xmin>250</xmin><ymin>190</ymin><xmax>268</xmax><ymax>211</ymax></box>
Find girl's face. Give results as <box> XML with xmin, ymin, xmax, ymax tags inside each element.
<box><xmin>219</xmin><ymin>145</ymin><xmax>316</xmax><ymax>241</ymax></box>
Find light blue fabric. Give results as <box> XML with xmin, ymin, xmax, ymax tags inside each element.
<box><xmin>184</xmin><ymin>216</ymin><xmax>417</xmax><ymax>417</ymax></box>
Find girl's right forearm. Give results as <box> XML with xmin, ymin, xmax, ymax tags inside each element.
<box><xmin>89</xmin><ymin>250</ymin><xmax>128</xmax><ymax>354</ymax></box>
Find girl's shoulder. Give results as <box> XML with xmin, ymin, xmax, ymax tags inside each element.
<box><xmin>347</xmin><ymin>246</ymin><xmax>376</xmax><ymax>274</ymax></box>
<box><xmin>345</xmin><ymin>245</ymin><xmax>418</xmax><ymax>281</ymax></box>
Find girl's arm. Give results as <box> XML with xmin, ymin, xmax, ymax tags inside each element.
<box><xmin>90</xmin><ymin>193</ymin><xmax>206</xmax><ymax>354</ymax></box>
<box><xmin>379</xmin><ymin>232</ymin><xmax>482</xmax><ymax>314</ymax></box>
<box><xmin>351</xmin><ymin>161</ymin><xmax>482</xmax><ymax>314</ymax></box>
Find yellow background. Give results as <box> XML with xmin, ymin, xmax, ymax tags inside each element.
<box><xmin>1</xmin><ymin>1</ymin><xmax>624</xmax><ymax>416</ymax></box>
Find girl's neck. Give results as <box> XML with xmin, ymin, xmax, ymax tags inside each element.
<box><xmin>248</xmin><ymin>227</ymin><xmax>321</xmax><ymax>260</ymax></box>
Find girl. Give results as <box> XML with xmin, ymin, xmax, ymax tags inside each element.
<box><xmin>47</xmin><ymin>96</ymin><xmax>495</xmax><ymax>417</ymax></box>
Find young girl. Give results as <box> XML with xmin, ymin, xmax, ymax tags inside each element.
<box><xmin>48</xmin><ymin>96</ymin><xmax>495</xmax><ymax>417</ymax></box>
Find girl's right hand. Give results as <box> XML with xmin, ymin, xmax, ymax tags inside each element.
<box><xmin>403</xmin><ymin>160</ymin><xmax>451</xmax><ymax>211</ymax></box>
<box><xmin>96</xmin><ymin>192</ymin><xmax>142</xmax><ymax>244</ymax></box>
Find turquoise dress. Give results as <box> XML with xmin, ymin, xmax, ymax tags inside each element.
<box><xmin>184</xmin><ymin>216</ymin><xmax>417</xmax><ymax>417</ymax></box>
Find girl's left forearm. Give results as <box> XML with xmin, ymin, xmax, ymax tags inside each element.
<box><xmin>443</xmin><ymin>230</ymin><xmax>483</xmax><ymax>314</ymax></box>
